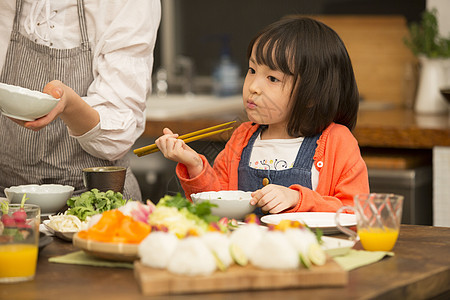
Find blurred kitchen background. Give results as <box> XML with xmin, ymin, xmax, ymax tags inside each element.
<box><xmin>127</xmin><ymin>0</ymin><xmax>450</xmax><ymax>227</ymax></box>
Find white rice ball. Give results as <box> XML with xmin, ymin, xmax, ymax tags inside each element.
<box><xmin>139</xmin><ymin>231</ymin><xmax>178</xmax><ymax>269</ymax></box>
<box><xmin>201</xmin><ymin>232</ymin><xmax>233</xmax><ymax>267</ymax></box>
<box><xmin>229</xmin><ymin>224</ymin><xmax>264</xmax><ymax>258</ymax></box>
<box><xmin>284</xmin><ymin>228</ymin><xmax>318</xmax><ymax>256</ymax></box>
<box><xmin>167</xmin><ymin>237</ymin><xmax>216</xmax><ymax>276</ymax></box>
<box><xmin>250</xmin><ymin>231</ymin><xmax>299</xmax><ymax>270</ymax></box>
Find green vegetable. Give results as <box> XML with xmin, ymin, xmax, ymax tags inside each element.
<box><xmin>212</xmin><ymin>250</ymin><xmax>227</xmax><ymax>271</ymax></box>
<box><xmin>147</xmin><ymin>194</ymin><xmax>220</xmax><ymax>237</ymax></box>
<box><xmin>230</xmin><ymin>243</ymin><xmax>248</xmax><ymax>266</ymax></box>
<box><xmin>315</xmin><ymin>228</ymin><xmax>323</xmax><ymax>244</ymax></box>
<box><xmin>158</xmin><ymin>193</ymin><xmax>219</xmax><ymax>224</ymax></box>
<box><xmin>303</xmin><ymin>223</ymin><xmax>323</xmax><ymax>244</ymax></box>
<box><xmin>66</xmin><ymin>189</ymin><xmax>127</xmax><ymax>221</ymax></box>
<box><xmin>308</xmin><ymin>244</ymin><xmax>326</xmax><ymax>266</ymax></box>
<box><xmin>299</xmin><ymin>253</ymin><xmax>311</xmax><ymax>269</ymax></box>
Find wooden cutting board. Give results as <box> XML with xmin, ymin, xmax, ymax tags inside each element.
<box><xmin>134</xmin><ymin>257</ymin><xmax>348</xmax><ymax>296</ymax></box>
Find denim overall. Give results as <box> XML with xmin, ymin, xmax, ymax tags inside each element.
<box><xmin>238</xmin><ymin>126</ymin><xmax>320</xmax><ymax>216</ymax></box>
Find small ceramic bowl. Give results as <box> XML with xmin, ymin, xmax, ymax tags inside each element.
<box><xmin>0</xmin><ymin>82</ymin><xmax>60</xmax><ymax>121</ymax></box>
<box><xmin>4</xmin><ymin>184</ymin><xmax>74</xmax><ymax>216</ymax></box>
<box><xmin>191</xmin><ymin>190</ymin><xmax>254</xmax><ymax>220</ymax></box>
<box><xmin>83</xmin><ymin>166</ymin><xmax>126</xmax><ymax>193</ymax></box>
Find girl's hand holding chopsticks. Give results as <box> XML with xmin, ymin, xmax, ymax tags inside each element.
<box><xmin>133</xmin><ymin>121</ymin><xmax>236</xmax><ymax>178</ymax></box>
<box><xmin>155</xmin><ymin>128</ymin><xmax>204</xmax><ymax>178</ymax></box>
<box><xmin>133</xmin><ymin>121</ymin><xmax>235</xmax><ymax>157</ymax></box>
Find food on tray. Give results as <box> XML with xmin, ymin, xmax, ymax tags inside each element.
<box><xmin>139</xmin><ymin>206</ymin><xmax>326</xmax><ymax>275</ymax></box>
<box><xmin>147</xmin><ymin>194</ymin><xmax>221</xmax><ymax>238</ymax></box>
<box><xmin>251</xmin><ymin>230</ymin><xmax>300</xmax><ymax>270</ymax></box>
<box><xmin>202</xmin><ymin>232</ymin><xmax>233</xmax><ymax>269</ymax></box>
<box><xmin>75</xmin><ymin>193</ymin><xmax>326</xmax><ymax>276</ymax></box>
<box><xmin>308</xmin><ymin>243</ymin><xmax>327</xmax><ymax>266</ymax></box>
<box><xmin>230</xmin><ymin>219</ymin><xmax>325</xmax><ymax>270</ymax></box>
<box><xmin>167</xmin><ymin>236</ymin><xmax>217</xmax><ymax>276</ymax></box>
<box><xmin>229</xmin><ymin>221</ymin><xmax>264</xmax><ymax>258</ymax></box>
<box><xmin>138</xmin><ymin>231</ymin><xmax>178</xmax><ymax>269</ymax></box>
<box><xmin>229</xmin><ymin>243</ymin><xmax>248</xmax><ymax>266</ymax></box>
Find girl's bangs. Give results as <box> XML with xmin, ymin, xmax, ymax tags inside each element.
<box><xmin>253</xmin><ymin>34</ymin><xmax>295</xmax><ymax>76</ymax></box>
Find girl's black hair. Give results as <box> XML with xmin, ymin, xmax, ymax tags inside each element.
<box><xmin>247</xmin><ymin>16</ymin><xmax>359</xmax><ymax>136</ymax></box>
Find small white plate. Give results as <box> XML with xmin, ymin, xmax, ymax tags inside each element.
<box><xmin>260</xmin><ymin>212</ymin><xmax>356</xmax><ymax>234</ymax></box>
<box><xmin>320</xmin><ymin>236</ymin><xmax>355</xmax><ymax>257</ymax></box>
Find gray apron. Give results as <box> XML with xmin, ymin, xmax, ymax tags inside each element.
<box><xmin>0</xmin><ymin>0</ymin><xmax>141</xmax><ymax>201</ymax></box>
<box><xmin>238</xmin><ymin>126</ymin><xmax>320</xmax><ymax>216</ymax></box>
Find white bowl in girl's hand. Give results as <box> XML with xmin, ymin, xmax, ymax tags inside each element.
<box><xmin>191</xmin><ymin>190</ymin><xmax>254</xmax><ymax>220</ymax></box>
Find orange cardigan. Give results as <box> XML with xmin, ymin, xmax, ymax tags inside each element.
<box><xmin>176</xmin><ymin>122</ymin><xmax>369</xmax><ymax>212</ymax></box>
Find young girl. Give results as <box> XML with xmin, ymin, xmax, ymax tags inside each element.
<box><xmin>155</xmin><ymin>16</ymin><xmax>369</xmax><ymax>214</ymax></box>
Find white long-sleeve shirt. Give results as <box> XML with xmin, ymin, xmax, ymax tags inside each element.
<box><xmin>0</xmin><ymin>0</ymin><xmax>161</xmax><ymax>161</ymax></box>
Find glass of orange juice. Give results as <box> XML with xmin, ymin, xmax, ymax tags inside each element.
<box><xmin>335</xmin><ymin>194</ymin><xmax>403</xmax><ymax>251</ymax></box>
<box><xmin>0</xmin><ymin>203</ymin><xmax>40</xmax><ymax>283</ymax></box>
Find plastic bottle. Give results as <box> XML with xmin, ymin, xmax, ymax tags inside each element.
<box><xmin>212</xmin><ymin>36</ymin><xmax>241</xmax><ymax>97</ymax></box>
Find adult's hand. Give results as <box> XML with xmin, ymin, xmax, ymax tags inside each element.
<box><xmin>14</xmin><ymin>80</ymin><xmax>67</xmax><ymax>131</ymax></box>
<box><xmin>10</xmin><ymin>80</ymin><xmax>100</xmax><ymax>135</ymax></box>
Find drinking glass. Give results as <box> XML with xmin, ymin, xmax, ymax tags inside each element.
<box><xmin>335</xmin><ymin>193</ymin><xmax>403</xmax><ymax>251</ymax></box>
<box><xmin>0</xmin><ymin>203</ymin><xmax>40</xmax><ymax>283</ymax></box>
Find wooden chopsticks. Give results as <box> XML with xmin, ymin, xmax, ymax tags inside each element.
<box><xmin>133</xmin><ymin>121</ymin><xmax>236</xmax><ymax>157</ymax></box>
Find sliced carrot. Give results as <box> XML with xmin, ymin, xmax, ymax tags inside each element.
<box><xmin>116</xmin><ymin>216</ymin><xmax>151</xmax><ymax>243</ymax></box>
<box><xmin>86</xmin><ymin>212</ymin><xmax>120</xmax><ymax>242</ymax></box>
<box><xmin>79</xmin><ymin>209</ymin><xmax>150</xmax><ymax>244</ymax></box>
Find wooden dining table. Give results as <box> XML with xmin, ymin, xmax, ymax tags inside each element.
<box><xmin>1</xmin><ymin>224</ymin><xmax>449</xmax><ymax>300</ymax></box>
